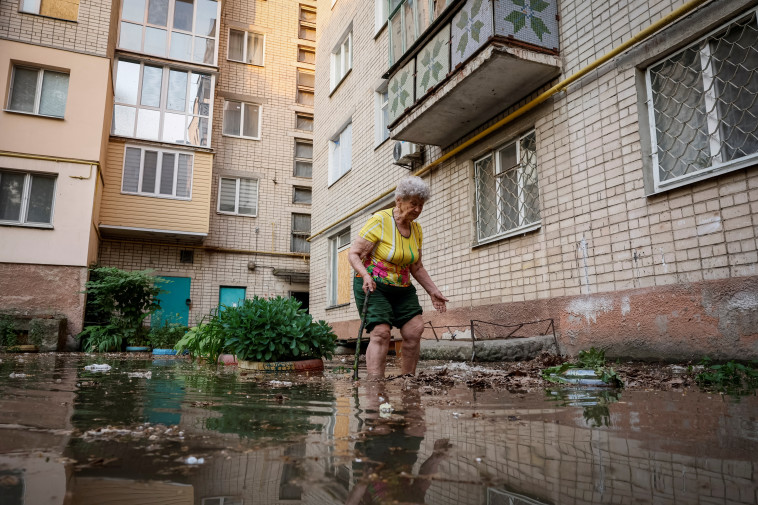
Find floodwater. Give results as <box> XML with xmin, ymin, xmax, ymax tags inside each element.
<box><xmin>0</xmin><ymin>354</ymin><xmax>756</xmax><ymax>505</ymax></box>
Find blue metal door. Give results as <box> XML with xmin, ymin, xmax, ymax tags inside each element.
<box><xmin>153</xmin><ymin>276</ymin><xmax>191</xmax><ymax>326</ymax></box>
<box><xmin>219</xmin><ymin>286</ymin><xmax>246</xmax><ymax>310</ymax></box>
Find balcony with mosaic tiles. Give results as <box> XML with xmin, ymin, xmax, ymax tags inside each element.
<box><xmin>386</xmin><ymin>0</ymin><xmax>561</xmax><ymax>147</ymax></box>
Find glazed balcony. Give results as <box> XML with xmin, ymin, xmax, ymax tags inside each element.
<box><xmin>387</xmin><ymin>0</ymin><xmax>561</xmax><ymax>147</ymax></box>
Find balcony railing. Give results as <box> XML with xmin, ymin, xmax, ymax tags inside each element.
<box><xmin>387</xmin><ymin>0</ymin><xmax>560</xmax><ymax>146</ymax></box>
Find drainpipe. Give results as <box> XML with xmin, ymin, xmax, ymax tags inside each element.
<box><xmin>307</xmin><ymin>0</ymin><xmax>708</xmax><ymax>242</ymax></box>
<box><xmin>0</xmin><ymin>150</ymin><xmax>104</xmax><ymax>186</ymax></box>
<box><xmin>99</xmin><ymin>238</ymin><xmax>310</xmax><ymax>260</ymax></box>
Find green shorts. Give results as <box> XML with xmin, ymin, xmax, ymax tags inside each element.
<box><xmin>353</xmin><ymin>277</ymin><xmax>423</xmax><ymax>333</ymax></box>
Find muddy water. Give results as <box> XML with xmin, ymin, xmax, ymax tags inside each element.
<box><xmin>0</xmin><ymin>353</ymin><xmax>756</xmax><ymax>505</ymax></box>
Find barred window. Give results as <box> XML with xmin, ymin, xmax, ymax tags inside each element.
<box><xmin>646</xmin><ymin>11</ymin><xmax>758</xmax><ymax>192</ymax></box>
<box><xmin>474</xmin><ymin>131</ymin><xmax>540</xmax><ymax>243</ymax></box>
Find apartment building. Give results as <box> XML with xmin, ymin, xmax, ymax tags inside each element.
<box><xmin>94</xmin><ymin>0</ymin><xmax>317</xmax><ymax>327</ymax></box>
<box><xmin>310</xmin><ymin>0</ymin><xmax>758</xmax><ymax>360</ymax></box>
<box><xmin>1</xmin><ymin>0</ymin><xmax>317</xmax><ymax>343</ymax></box>
<box><xmin>0</xmin><ymin>0</ymin><xmax>116</xmax><ymax>344</ymax></box>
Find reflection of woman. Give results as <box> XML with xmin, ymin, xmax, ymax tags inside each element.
<box><xmin>348</xmin><ymin>176</ymin><xmax>448</xmax><ymax>379</ymax></box>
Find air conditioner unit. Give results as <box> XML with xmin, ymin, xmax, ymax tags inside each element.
<box><xmin>393</xmin><ymin>141</ymin><xmax>422</xmax><ymax>165</ymax></box>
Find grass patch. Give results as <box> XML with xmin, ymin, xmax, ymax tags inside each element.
<box><xmin>695</xmin><ymin>358</ymin><xmax>758</xmax><ymax>396</ymax></box>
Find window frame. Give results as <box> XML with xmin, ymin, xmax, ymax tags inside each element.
<box><xmin>328</xmin><ymin>122</ymin><xmax>352</xmax><ymax>186</ymax></box>
<box><xmin>644</xmin><ymin>9</ymin><xmax>758</xmax><ymax>194</ymax></box>
<box><xmin>0</xmin><ymin>169</ymin><xmax>57</xmax><ymax>228</ymax></box>
<box><xmin>296</xmin><ymin>68</ymin><xmax>315</xmax><ymax>106</ymax></box>
<box><xmin>294</xmin><ymin>139</ymin><xmax>313</xmax><ymax>178</ymax></box>
<box><xmin>112</xmin><ymin>59</ymin><xmax>214</xmax><ymax>147</ymax></box>
<box><xmin>217</xmin><ymin>176</ymin><xmax>259</xmax><ymax>217</ymax></box>
<box><xmin>117</xmin><ymin>0</ymin><xmax>222</xmax><ymax>66</ymax></box>
<box><xmin>297</xmin><ymin>45</ymin><xmax>316</xmax><ymax>64</ymax></box>
<box><xmin>375</xmin><ymin>86</ymin><xmax>390</xmax><ymax>146</ymax></box>
<box><xmin>222</xmin><ymin>99</ymin><xmax>262</xmax><ymax>140</ymax></box>
<box><xmin>295</xmin><ymin>112</ymin><xmax>314</xmax><ymax>132</ymax></box>
<box><xmin>227</xmin><ymin>28</ymin><xmax>266</xmax><ymax>66</ymax></box>
<box><xmin>120</xmin><ymin>145</ymin><xmax>194</xmax><ymax>200</ymax></box>
<box><xmin>473</xmin><ymin>130</ymin><xmax>541</xmax><ymax>245</ymax></box>
<box><xmin>19</xmin><ymin>0</ymin><xmax>79</xmax><ymax>21</ymax></box>
<box><xmin>327</xmin><ymin>229</ymin><xmax>351</xmax><ymax>307</ymax></box>
<box><xmin>388</xmin><ymin>0</ymin><xmax>450</xmax><ymax>66</ymax></box>
<box><xmin>7</xmin><ymin>66</ymin><xmax>69</xmax><ymax>119</ymax></box>
<box><xmin>292</xmin><ymin>186</ymin><xmax>312</xmax><ymax>205</ymax></box>
<box><xmin>298</xmin><ymin>5</ymin><xmax>317</xmax><ymax>41</ymax></box>
<box><xmin>330</xmin><ymin>31</ymin><xmax>353</xmax><ymax>92</ymax></box>
<box><xmin>291</xmin><ymin>213</ymin><xmax>311</xmax><ymax>253</ymax></box>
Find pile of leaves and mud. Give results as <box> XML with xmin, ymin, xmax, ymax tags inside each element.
<box><xmin>390</xmin><ymin>352</ymin><xmax>739</xmax><ymax>394</ymax></box>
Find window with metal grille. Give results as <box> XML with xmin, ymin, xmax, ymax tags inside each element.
<box><xmin>646</xmin><ymin>10</ymin><xmax>758</xmax><ymax>192</ymax></box>
<box><xmin>328</xmin><ymin>229</ymin><xmax>351</xmax><ymax>306</ymax></box>
<box><xmin>294</xmin><ymin>139</ymin><xmax>312</xmax><ymax>178</ymax></box>
<box><xmin>291</xmin><ymin>213</ymin><xmax>311</xmax><ymax>253</ymax></box>
<box><xmin>298</xmin><ymin>5</ymin><xmax>316</xmax><ymax>41</ymax></box>
<box><xmin>218</xmin><ymin>177</ymin><xmax>258</xmax><ymax>216</ymax></box>
<box><xmin>474</xmin><ymin>131</ymin><xmax>540</xmax><ymax>243</ymax></box>
<box><xmin>296</xmin><ymin>112</ymin><xmax>313</xmax><ymax>131</ymax></box>
<box><xmin>293</xmin><ymin>186</ymin><xmax>312</xmax><ymax>204</ymax></box>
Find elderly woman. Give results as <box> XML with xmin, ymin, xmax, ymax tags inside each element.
<box><xmin>348</xmin><ymin>176</ymin><xmax>448</xmax><ymax>378</ymax></box>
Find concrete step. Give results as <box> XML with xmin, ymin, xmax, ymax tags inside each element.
<box><xmin>419</xmin><ymin>334</ymin><xmax>557</xmax><ymax>362</ymax></box>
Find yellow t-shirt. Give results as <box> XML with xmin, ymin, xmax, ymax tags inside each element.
<box><xmin>357</xmin><ymin>209</ymin><xmax>423</xmax><ymax>287</ymax></box>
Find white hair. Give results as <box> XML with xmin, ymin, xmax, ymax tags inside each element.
<box><xmin>395</xmin><ymin>176</ymin><xmax>430</xmax><ymax>201</ymax></box>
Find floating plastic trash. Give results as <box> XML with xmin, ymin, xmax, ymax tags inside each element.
<box><xmin>549</xmin><ymin>368</ymin><xmax>607</xmax><ymax>386</ymax></box>
<box><xmin>9</xmin><ymin>373</ymin><xmax>26</xmax><ymax>378</ymax></box>
<box><xmin>127</xmin><ymin>371</ymin><xmax>152</xmax><ymax>379</ymax></box>
<box><xmin>379</xmin><ymin>402</ymin><xmax>393</xmax><ymax>418</ymax></box>
<box><xmin>185</xmin><ymin>456</ymin><xmax>204</xmax><ymax>465</ymax></box>
<box><xmin>84</xmin><ymin>364</ymin><xmax>112</xmax><ymax>372</ymax></box>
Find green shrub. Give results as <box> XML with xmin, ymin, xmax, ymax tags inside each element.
<box><xmin>79</xmin><ymin>266</ymin><xmax>165</xmax><ymax>352</ymax></box>
<box><xmin>149</xmin><ymin>315</ymin><xmax>188</xmax><ymax>349</ymax></box>
<box><xmin>28</xmin><ymin>319</ymin><xmax>45</xmax><ymax>348</ymax></box>
<box><xmin>175</xmin><ymin>321</ymin><xmax>227</xmax><ymax>364</ymax></box>
<box><xmin>695</xmin><ymin>358</ymin><xmax>758</xmax><ymax>396</ymax></box>
<box><xmin>0</xmin><ymin>316</ymin><xmax>17</xmax><ymax>347</ymax></box>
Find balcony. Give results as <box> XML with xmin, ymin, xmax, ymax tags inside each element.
<box><xmin>387</xmin><ymin>0</ymin><xmax>561</xmax><ymax>147</ymax></box>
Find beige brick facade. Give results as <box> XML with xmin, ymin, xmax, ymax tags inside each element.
<box><xmin>311</xmin><ymin>0</ymin><xmax>758</xmax><ymax>359</ymax></box>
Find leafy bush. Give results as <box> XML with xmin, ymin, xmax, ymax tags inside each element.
<box><xmin>79</xmin><ymin>266</ymin><xmax>164</xmax><ymax>352</ymax></box>
<box><xmin>695</xmin><ymin>358</ymin><xmax>758</xmax><ymax>396</ymax></box>
<box><xmin>28</xmin><ymin>319</ymin><xmax>45</xmax><ymax>348</ymax></box>
<box><xmin>149</xmin><ymin>315</ymin><xmax>188</xmax><ymax>349</ymax></box>
<box><xmin>177</xmin><ymin>296</ymin><xmax>337</xmax><ymax>365</ymax></box>
<box><xmin>0</xmin><ymin>316</ymin><xmax>17</xmax><ymax>347</ymax></box>
<box><xmin>542</xmin><ymin>347</ymin><xmax>623</xmax><ymax>387</ymax></box>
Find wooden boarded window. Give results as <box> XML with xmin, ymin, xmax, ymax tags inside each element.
<box><xmin>329</xmin><ymin>229</ymin><xmax>351</xmax><ymax>306</ymax></box>
<box><xmin>20</xmin><ymin>0</ymin><xmax>79</xmax><ymax>21</ymax></box>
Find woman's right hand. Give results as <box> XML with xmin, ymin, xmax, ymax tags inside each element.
<box><xmin>362</xmin><ymin>274</ymin><xmax>376</xmax><ymax>294</ymax></box>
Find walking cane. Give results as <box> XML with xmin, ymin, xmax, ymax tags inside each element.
<box><xmin>353</xmin><ymin>290</ymin><xmax>371</xmax><ymax>381</ymax></box>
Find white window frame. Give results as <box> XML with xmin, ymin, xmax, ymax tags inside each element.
<box><xmin>0</xmin><ymin>170</ymin><xmax>56</xmax><ymax>227</ymax></box>
<box><xmin>112</xmin><ymin>59</ymin><xmax>214</xmax><ymax>147</ymax></box>
<box><xmin>328</xmin><ymin>122</ymin><xmax>352</xmax><ymax>186</ymax></box>
<box><xmin>294</xmin><ymin>139</ymin><xmax>313</xmax><ymax>178</ymax></box>
<box><xmin>6</xmin><ymin>66</ymin><xmax>69</xmax><ymax>118</ymax></box>
<box><xmin>327</xmin><ymin>229</ymin><xmax>351</xmax><ymax>307</ymax></box>
<box><xmin>227</xmin><ymin>28</ymin><xmax>265</xmax><ymax>66</ymax></box>
<box><xmin>374</xmin><ymin>86</ymin><xmax>390</xmax><ymax>146</ymax></box>
<box><xmin>222</xmin><ymin>100</ymin><xmax>262</xmax><ymax>140</ymax></box>
<box><xmin>374</xmin><ymin>0</ymin><xmax>388</xmax><ymax>36</ymax></box>
<box><xmin>217</xmin><ymin>177</ymin><xmax>259</xmax><ymax>217</ymax></box>
<box><xmin>644</xmin><ymin>9</ymin><xmax>758</xmax><ymax>193</ymax></box>
<box><xmin>473</xmin><ymin>130</ymin><xmax>540</xmax><ymax>244</ymax></box>
<box><xmin>118</xmin><ymin>0</ymin><xmax>221</xmax><ymax>66</ymax></box>
<box><xmin>120</xmin><ymin>145</ymin><xmax>194</xmax><ymax>200</ymax></box>
<box><xmin>330</xmin><ymin>31</ymin><xmax>352</xmax><ymax>92</ymax></box>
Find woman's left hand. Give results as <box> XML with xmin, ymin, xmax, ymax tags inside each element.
<box><xmin>430</xmin><ymin>290</ymin><xmax>449</xmax><ymax>312</ymax></box>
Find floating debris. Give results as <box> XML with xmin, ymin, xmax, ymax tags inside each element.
<box><xmin>84</xmin><ymin>364</ymin><xmax>112</xmax><ymax>372</ymax></box>
<box><xmin>9</xmin><ymin>373</ymin><xmax>26</xmax><ymax>378</ymax></box>
<box><xmin>127</xmin><ymin>371</ymin><xmax>152</xmax><ymax>379</ymax></box>
<box><xmin>185</xmin><ymin>456</ymin><xmax>205</xmax><ymax>465</ymax></box>
<box><xmin>379</xmin><ymin>402</ymin><xmax>393</xmax><ymax>418</ymax></box>
<box><xmin>269</xmin><ymin>380</ymin><xmax>292</xmax><ymax>387</ymax></box>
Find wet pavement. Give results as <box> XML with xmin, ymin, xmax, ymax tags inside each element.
<box><xmin>0</xmin><ymin>352</ymin><xmax>756</xmax><ymax>505</ymax></box>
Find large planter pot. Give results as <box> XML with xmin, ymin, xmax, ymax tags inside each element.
<box><xmin>218</xmin><ymin>354</ymin><xmax>238</xmax><ymax>366</ymax></box>
<box><xmin>152</xmin><ymin>348</ymin><xmax>178</xmax><ymax>355</ymax></box>
<box><xmin>238</xmin><ymin>358</ymin><xmax>324</xmax><ymax>372</ymax></box>
<box><xmin>126</xmin><ymin>346</ymin><xmax>150</xmax><ymax>352</ymax></box>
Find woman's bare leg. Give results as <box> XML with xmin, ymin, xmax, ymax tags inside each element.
<box><xmin>399</xmin><ymin>315</ymin><xmax>424</xmax><ymax>375</ymax></box>
<box><xmin>365</xmin><ymin>323</ymin><xmax>391</xmax><ymax>378</ymax></box>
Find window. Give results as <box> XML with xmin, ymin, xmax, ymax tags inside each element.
<box><xmin>293</xmin><ymin>186</ymin><xmax>311</xmax><ymax>204</ymax></box>
<box><xmin>297</xmin><ymin>68</ymin><xmax>315</xmax><ymax>106</ymax></box>
<box><xmin>0</xmin><ymin>170</ymin><xmax>56</xmax><ymax>226</ymax></box>
<box><xmin>222</xmin><ymin>100</ymin><xmax>261</xmax><ymax>139</ymax></box>
<box><xmin>19</xmin><ymin>0</ymin><xmax>78</xmax><ymax>21</ymax></box>
<box><xmin>374</xmin><ymin>0</ymin><xmax>387</xmax><ymax>35</ymax></box>
<box><xmin>328</xmin><ymin>122</ymin><xmax>352</xmax><ymax>185</ymax></box>
<box><xmin>119</xmin><ymin>0</ymin><xmax>220</xmax><ymax>65</ymax></box>
<box><xmin>7</xmin><ymin>66</ymin><xmax>69</xmax><ymax>118</ymax></box>
<box><xmin>474</xmin><ymin>131</ymin><xmax>540</xmax><ymax>243</ymax></box>
<box><xmin>228</xmin><ymin>29</ymin><xmax>264</xmax><ymax>65</ymax></box>
<box><xmin>218</xmin><ymin>177</ymin><xmax>258</xmax><ymax>216</ymax></box>
<box><xmin>375</xmin><ymin>88</ymin><xmax>390</xmax><ymax>145</ymax></box>
<box><xmin>297</xmin><ymin>46</ymin><xmax>315</xmax><ymax>64</ymax></box>
<box><xmin>112</xmin><ymin>60</ymin><xmax>213</xmax><ymax>147</ymax></box>
<box><xmin>388</xmin><ymin>0</ymin><xmax>451</xmax><ymax>65</ymax></box>
<box><xmin>122</xmin><ymin>145</ymin><xmax>193</xmax><ymax>199</ymax></box>
<box><xmin>328</xmin><ymin>229</ymin><xmax>351</xmax><ymax>306</ymax></box>
<box><xmin>330</xmin><ymin>31</ymin><xmax>352</xmax><ymax>91</ymax></box>
<box><xmin>298</xmin><ymin>5</ymin><xmax>316</xmax><ymax>41</ymax></box>
<box><xmin>296</xmin><ymin>113</ymin><xmax>313</xmax><ymax>131</ymax></box>
<box><xmin>291</xmin><ymin>213</ymin><xmax>311</xmax><ymax>253</ymax></box>
<box><xmin>294</xmin><ymin>139</ymin><xmax>313</xmax><ymax>178</ymax></box>
<box><xmin>646</xmin><ymin>11</ymin><xmax>758</xmax><ymax>192</ymax></box>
